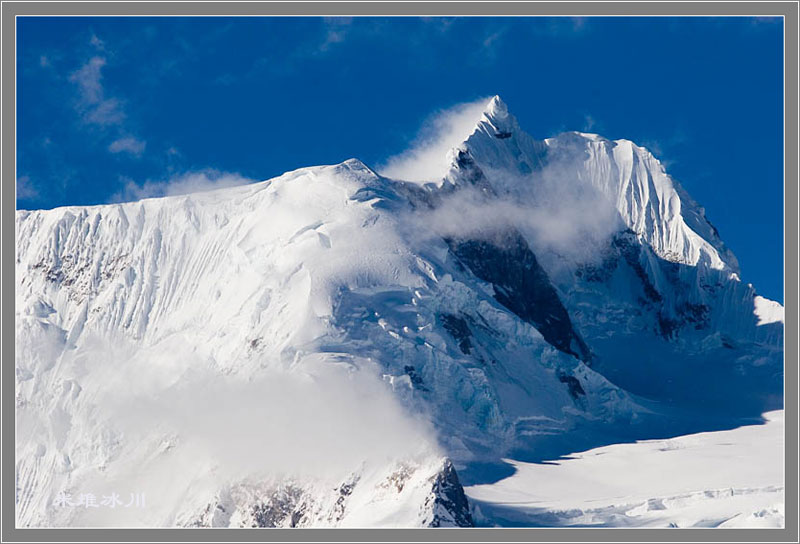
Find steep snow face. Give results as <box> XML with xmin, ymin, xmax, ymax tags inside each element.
<box><xmin>754</xmin><ymin>295</ymin><xmax>784</xmax><ymax>326</ymax></box>
<box><xmin>547</xmin><ymin>134</ymin><xmax>738</xmax><ymax>272</ymax></box>
<box><xmin>16</xmin><ymin>159</ymin><xmax>420</xmax><ymax>361</ymax></box>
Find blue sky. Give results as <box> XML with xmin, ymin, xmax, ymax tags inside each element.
<box><xmin>16</xmin><ymin>16</ymin><xmax>784</xmax><ymax>302</ymax></box>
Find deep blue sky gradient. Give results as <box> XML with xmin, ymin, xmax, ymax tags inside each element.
<box><xmin>16</xmin><ymin>17</ymin><xmax>784</xmax><ymax>302</ymax></box>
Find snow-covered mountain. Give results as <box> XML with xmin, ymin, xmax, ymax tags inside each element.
<box><xmin>15</xmin><ymin>96</ymin><xmax>783</xmax><ymax>528</ymax></box>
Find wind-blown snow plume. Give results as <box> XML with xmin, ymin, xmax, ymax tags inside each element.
<box><xmin>379</xmin><ymin>98</ymin><xmax>491</xmax><ymax>182</ymax></box>
<box><xmin>110</xmin><ymin>169</ymin><xmax>256</xmax><ymax>203</ymax></box>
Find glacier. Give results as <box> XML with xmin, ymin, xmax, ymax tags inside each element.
<box><xmin>15</xmin><ymin>96</ymin><xmax>783</xmax><ymax>528</ymax></box>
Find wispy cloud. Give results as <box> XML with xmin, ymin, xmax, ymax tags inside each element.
<box><xmin>44</xmin><ymin>335</ymin><xmax>439</xmax><ymax>504</ymax></box>
<box><xmin>531</xmin><ymin>17</ymin><xmax>590</xmax><ymax>38</ymax></box>
<box><xmin>109</xmin><ymin>169</ymin><xmax>256</xmax><ymax>203</ymax></box>
<box><xmin>90</xmin><ymin>33</ymin><xmax>106</xmax><ymax>51</ymax></box>
<box><xmin>571</xmin><ymin>17</ymin><xmax>588</xmax><ymax>32</ymax></box>
<box><xmin>70</xmin><ymin>55</ymin><xmax>105</xmax><ymax>104</ymax></box>
<box><xmin>316</xmin><ymin>17</ymin><xmax>353</xmax><ymax>54</ymax></box>
<box><xmin>420</xmin><ymin>17</ymin><xmax>456</xmax><ymax>34</ymax></box>
<box><xmin>105</xmin><ymin>361</ymin><xmax>438</xmax><ymax>483</ymax></box>
<box><xmin>483</xmin><ymin>29</ymin><xmax>504</xmax><ymax>49</ymax></box>
<box><xmin>69</xmin><ymin>36</ymin><xmax>148</xmax><ymax>159</ymax></box>
<box><xmin>108</xmin><ymin>136</ymin><xmax>146</xmax><ymax>156</ymax></box>
<box><xmin>404</xmin><ymin>164</ymin><xmax>622</xmax><ymax>265</ymax></box>
<box><xmin>16</xmin><ymin>175</ymin><xmax>39</xmax><ymax>202</ymax></box>
<box><xmin>318</xmin><ymin>29</ymin><xmax>347</xmax><ymax>53</ymax></box>
<box><xmin>378</xmin><ymin>97</ymin><xmax>492</xmax><ymax>183</ymax></box>
<box><xmin>70</xmin><ymin>56</ymin><xmax>126</xmax><ymax>127</ymax></box>
<box><xmin>480</xmin><ymin>25</ymin><xmax>508</xmax><ymax>60</ymax></box>
<box><xmin>641</xmin><ymin>128</ymin><xmax>688</xmax><ymax>168</ymax></box>
<box><xmin>244</xmin><ymin>17</ymin><xmax>371</xmax><ymax>80</ymax></box>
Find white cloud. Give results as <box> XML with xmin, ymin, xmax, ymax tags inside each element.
<box><xmin>316</xmin><ymin>18</ymin><xmax>353</xmax><ymax>54</ymax></box>
<box><xmin>480</xmin><ymin>26</ymin><xmax>508</xmax><ymax>59</ymax></box>
<box><xmin>85</xmin><ymin>97</ymin><xmax>126</xmax><ymax>127</ymax></box>
<box><xmin>319</xmin><ymin>29</ymin><xmax>346</xmax><ymax>51</ymax></box>
<box><xmin>402</xmin><ymin>158</ymin><xmax>623</xmax><ymax>265</ymax></box>
<box><xmin>641</xmin><ymin>129</ymin><xmax>687</xmax><ymax>168</ymax></box>
<box><xmin>16</xmin><ymin>175</ymin><xmax>38</xmax><ymax>201</ymax></box>
<box><xmin>102</xmin><ymin>358</ymin><xmax>439</xmax><ymax>482</ymax></box>
<box><xmin>108</xmin><ymin>136</ymin><xmax>146</xmax><ymax>156</ymax></box>
<box><xmin>90</xmin><ymin>33</ymin><xmax>105</xmax><ymax>50</ymax></box>
<box><xmin>378</xmin><ymin>97</ymin><xmax>492</xmax><ymax>183</ymax></box>
<box><xmin>70</xmin><ymin>56</ymin><xmax>106</xmax><ymax>104</ymax></box>
<box><xmin>35</xmin><ymin>329</ymin><xmax>440</xmax><ymax>516</ymax></box>
<box><xmin>110</xmin><ymin>169</ymin><xmax>256</xmax><ymax>203</ymax></box>
<box><xmin>531</xmin><ymin>17</ymin><xmax>589</xmax><ymax>37</ymax></box>
<box><xmin>70</xmin><ymin>56</ymin><xmax>128</xmax><ymax>128</ymax></box>
<box><xmin>26</xmin><ymin>329</ymin><xmax>441</xmax><ymax>527</ymax></box>
<box><xmin>421</xmin><ymin>17</ymin><xmax>455</xmax><ymax>33</ymax></box>
<box><xmin>69</xmin><ymin>41</ymin><xmax>149</xmax><ymax>158</ymax></box>
<box><xmin>483</xmin><ymin>30</ymin><xmax>504</xmax><ymax>49</ymax></box>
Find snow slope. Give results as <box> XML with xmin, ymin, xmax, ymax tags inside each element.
<box><xmin>15</xmin><ymin>96</ymin><xmax>783</xmax><ymax>528</ymax></box>
<box><xmin>467</xmin><ymin>410</ymin><xmax>784</xmax><ymax>528</ymax></box>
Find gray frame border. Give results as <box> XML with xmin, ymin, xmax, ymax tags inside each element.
<box><xmin>2</xmin><ymin>2</ymin><xmax>797</xmax><ymax>543</ymax></box>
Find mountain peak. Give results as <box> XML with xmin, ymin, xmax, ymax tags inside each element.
<box><xmin>339</xmin><ymin>157</ymin><xmax>374</xmax><ymax>173</ymax></box>
<box><xmin>476</xmin><ymin>95</ymin><xmax>518</xmax><ymax>138</ymax></box>
<box><xmin>484</xmin><ymin>95</ymin><xmax>509</xmax><ymax>119</ymax></box>
<box><xmin>445</xmin><ymin>95</ymin><xmax>544</xmax><ymax>185</ymax></box>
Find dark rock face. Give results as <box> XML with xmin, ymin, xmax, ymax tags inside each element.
<box><xmin>250</xmin><ymin>486</ymin><xmax>306</xmax><ymax>527</ymax></box>
<box><xmin>403</xmin><ymin>365</ymin><xmax>429</xmax><ymax>391</ymax></box>
<box><xmin>658</xmin><ymin>314</ymin><xmax>680</xmax><ymax>340</ymax></box>
<box><xmin>426</xmin><ymin>460</ymin><xmax>474</xmax><ymax>528</ymax></box>
<box><xmin>447</xmin><ymin>230</ymin><xmax>591</xmax><ymax>362</ymax></box>
<box><xmin>438</xmin><ymin>313</ymin><xmax>473</xmax><ymax>355</ymax></box>
<box><xmin>585</xmin><ymin>230</ymin><xmax>715</xmax><ymax>340</ymax></box>
<box><xmin>575</xmin><ymin>256</ymin><xmax>617</xmax><ymax>283</ymax></box>
<box><xmin>658</xmin><ymin>303</ymin><xmax>711</xmax><ymax>339</ymax></box>
<box><xmin>558</xmin><ymin>373</ymin><xmax>586</xmax><ymax>399</ymax></box>
<box><xmin>331</xmin><ymin>477</ymin><xmax>358</xmax><ymax>523</ymax></box>
<box><xmin>575</xmin><ymin>230</ymin><xmax>663</xmax><ymax>305</ymax></box>
<box><xmin>680</xmin><ymin>302</ymin><xmax>711</xmax><ymax>330</ymax></box>
<box><xmin>451</xmin><ymin>149</ymin><xmax>496</xmax><ymax>194</ymax></box>
<box><xmin>395</xmin><ymin>148</ymin><xmax>591</xmax><ymax>363</ymax></box>
<box><xmin>612</xmin><ymin>231</ymin><xmax>662</xmax><ymax>304</ymax></box>
<box><xmin>436</xmin><ymin>149</ymin><xmax>591</xmax><ymax>362</ymax></box>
